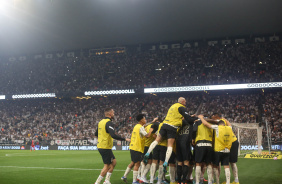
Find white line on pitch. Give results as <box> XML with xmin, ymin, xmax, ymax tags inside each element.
<box><xmin>0</xmin><ymin>166</ymin><xmax>126</xmax><ymax>171</ymax></box>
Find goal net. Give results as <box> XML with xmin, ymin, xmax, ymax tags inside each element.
<box><xmin>231</xmin><ymin>123</ymin><xmax>263</xmax><ymax>157</ymax></box>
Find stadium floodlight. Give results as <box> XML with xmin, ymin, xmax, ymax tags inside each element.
<box><xmin>84</xmin><ymin>89</ymin><xmax>135</xmax><ymax>96</ymax></box>
<box><xmin>144</xmin><ymin>82</ymin><xmax>282</xmax><ymax>93</ymax></box>
<box><xmin>12</xmin><ymin>93</ymin><xmax>56</xmax><ymax>99</ymax></box>
<box><xmin>0</xmin><ymin>95</ymin><xmax>5</xmax><ymax>100</ymax></box>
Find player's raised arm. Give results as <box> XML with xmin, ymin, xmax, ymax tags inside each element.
<box><xmin>106</xmin><ymin>121</ymin><xmax>130</xmax><ymax>142</ymax></box>
<box><xmin>198</xmin><ymin>115</ymin><xmax>216</xmax><ymax>129</ymax></box>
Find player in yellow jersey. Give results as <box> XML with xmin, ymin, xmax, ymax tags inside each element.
<box><xmin>139</xmin><ymin>117</ymin><xmax>160</xmax><ymax>183</ymax></box>
<box><xmin>192</xmin><ymin>115</ymin><xmax>214</xmax><ymax>184</ymax></box>
<box><xmin>199</xmin><ymin>115</ymin><xmax>235</xmax><ymax>184</ymax></box>
<box><xmin>211</xmin><ymin>113</ymin><xmax>239</xmax><ymax>184</ymax></box>
<box><xmin>94</xmin><ymin>108</ymin><xmax>130</xmax><ymax>184</ymax></box>
<box><xmin>121</xmin><ymin>114</ymin><xmax>152</xmax><ymax>184</ymax></box>
<box><xmin>144</xmin><ymin>97</ymin><xmax>198</xmax><ymax>174</ymax></box>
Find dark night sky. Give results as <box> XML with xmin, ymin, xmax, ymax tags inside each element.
<box><xmin>0</xmin><ymin>0</ymin><xmax>282</xmax><ymax>55</ymax></box>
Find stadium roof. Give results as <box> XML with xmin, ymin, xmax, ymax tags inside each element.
<box><xmin>0</xmin><ymin>0</ymin><xmax>282</xmax><ymax>55</ymax></box>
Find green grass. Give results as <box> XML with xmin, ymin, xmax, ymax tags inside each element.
<box><xmin>0</xmin><ymin>150</ymin><xmax>281</xmax><ymax>184</ymax></box>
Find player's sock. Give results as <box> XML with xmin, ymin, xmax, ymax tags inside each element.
<box><xmin>142</xmin><ymin>163</ymin><xmax>151</xmax><ymax>178</ymax></box>
<box><xmin>123</xmin><ymin>167</ymin><xmax>131</xmax><ymax>178</ymax></box>
<box><xmin>213</xmin><ymin>168</ymin><xmax>219</xmax><ymax>184</ymax></box>
<box><xmin>147</xmin><ymin>140</ymin><xmax>158</xmax><ymax>154</ymax></box>
<box><xmin>224</xmin><ymin>168</ymin><xmax>230</xmax><ymax>184</ymax></box>
<box><xmin>200</xmin><ymin>165</ymin><xmax>206</xmax><ymax>182</ymax></box>
<box><xmin>133</xmin><ymin>171</ymin><xmax>138</xmax><ymax>182</ymax></box>
<box><xmin>150</xmin><ymin>163</ymin><xmax>157</xmax><ymax>183</ymax></box>
<box><xmin>195</xmin><ymin>166</ymin><xmax>201</xmax><ymax>184</ymax></box>
<box><xmin>95</xmin><ymin>175</ymin><xmax>104</xmax><ymax>184</ymax></box>
<box><xmin>138</xmin><ymin>163</ymin><xmax>142</xmax><ymax>178</ymax></box>
<box><xmin>187</xmin><ymin>165</ymin><xmax>194</xmax><ymax>180</ymax></box>
<box><xmin>183</xmin><ymin>165</ymin><xmax>189</xmax><ymax>183</ymax></box>
<box><xmin>231</xmin><ymin>163</ymin><xmax>239</xmax><ymax>183</ymax></box>
<box><xmin>169</xmin><ymin>166</ymin><xmax>176</xmax><ymax>183</ymax></box>
<box><xmin>207</xmin><ymin>165</ymin><xmax>213</xmax><ymax>184</ymax></box>
<box><xmin>177</xmin><ymin>165</ymin><xmax>182</xmax><ymax>183</ymax></box>
<box><xmin>158</xmin><ymin>165</ymin><xmax>164</xmax><ymax>183</ymax></box>
<box><xmin>105</xmin><ymin>172</ymin><xmax>112</xmax><ymax>182</ymax></box>
<box><xmin>164</xmin><ymin>147</ymin><xmax>173</xmax><ymax>163</ymax></box>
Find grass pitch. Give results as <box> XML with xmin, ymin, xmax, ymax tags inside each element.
<box><xmin>0</xmin><ymin>150</ymin><xmax>281</xmax><ymax>184</ymax></box>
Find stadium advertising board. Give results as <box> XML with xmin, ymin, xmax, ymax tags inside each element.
<box><xmin>145</xmin><ymin>35</ymin><xmax>279</xmax><ymax>50</ymax></box>
<box><xmin>51</xmin><ymin>139</ymin><xmax>92</xmax><ymax>146</ymax></box>
<box><xmin>5</xmin><ymin>51</ymin><xmax>77</xmax><ymax>62</ymax></box>
<box><xmin>85</xmin><ymin>89</ymin><xmax>135</xmax><ymax>96</ymax></box>
<box><xmin>12</xmin><ymin>93</ymin><xmax>56</xmax><ymax>99</ymax></box>
<box><xmin>0</xmin><ymin>145</ymin><xmax>23</xmax><ymax>150</ymax></box>
<box><xmin>144</xmin><ymin>82</ymin><xmax>282</xmax><ymax>93</ymax></box>
<box><xmin>245</xmin><ymin>154</ymin><xmax>282</xmax><ymax>159</ymax></box>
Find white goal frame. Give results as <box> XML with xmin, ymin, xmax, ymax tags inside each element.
<box><xmin>232</xmin><ymin>123</ymin><xmax>263</xmax><ymax>156</ymax></box>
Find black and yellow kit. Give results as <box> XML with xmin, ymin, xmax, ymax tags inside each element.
<box><xmin>130</xmin><ymin>124</ymin><xmax>145</xmax><ymax>163</ymax></box>
<box><xmin>193</xmin><ymin>120</ymin><xmax>213</xmax><ymax>164</ymax></box>
<box><xmin>95</xmin><ymin>117</ymin><xmax>125</xmax><ymax>164</ymax></box>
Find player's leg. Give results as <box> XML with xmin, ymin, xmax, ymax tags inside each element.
<box><xmin>150</xmin><ymin>159</ymin><xmax>158</xmax><ymax>184</ymax></box>
<box><xmin>212</xmin><ymin>152</ymin><xmax>220</xmax><ymax>184</ymax></box>
<box><xmin>104</xmin><ymin>158</ymin><xmax>116</xmax><ymax>184</ymax></box>
<box><xmin>230</xmin><ymin>140</ymin><xmax>239</xmax><ymax>184</ymax></box>
<box><xmin>169</xmin><ymin>163</ymin><xmax>177</xmax><ymax>184</ymax></box>
<box><xmin>181</xmin><ymin>143</ymin><xmax>192</xmax><ymax>184</ymax></box>
<box><xmin>141</xmin><ymin>158</ymin><xmax>152</xmax><ymax>181</ymax></box>
<box><xmin>157</xmin><ymin>146</ymin><xmax>166</xmax><ymax>184</ymax></box>
<box><xmin>150</xmin><ymin>146</ymin><xmax>160</xmax><ymax>183</ymax></box>
<box><xmin>222</xmin><ymin>153</ymin><xmax>231</xmax><ymax>184</ymax></box>
<box><xmin>168</xmin><ymin>151</ymin><xmax>177</xmax><ymax>184</ymax></box>
<box><xmin>176</xmin><ymin>141</ymin><xmax>184</xmax><ymax>183</ymax></box>
<box><xmin>205</xmin><ymin>147</ymin><xmax>213</xmax><ymax>184</ymax></box>
<box><xmin>194</xmin><ymin>146</ymin><xmax>205</xmax><ymax>184</ymax></box>
<box><xmin>95</xmin><ymin>149</ymin><xmax>112</xmax><ymax>184</ymax></box>
<box><xmin>132</xmin><ymin>161</ymin><xmax>141</xmax><ymax>184</ymax></box>
<box><xmin>122</xmin><ymin>161</ymin><xmax>134</xmax><ymax>183</ymax></box>
<box><xmin>131</xmin><ymin>150</ymin><xmax>143</xmax><ymax>184</ymax></box>
<box><xmin>144</xmin><ymin>134</ymin><xmax>162</xmax><ymax>160</ymax></box>
<box><xmin>157</xmin><ymin>160</ymin><xmax>165</xmax><ymax>184</ymax></box>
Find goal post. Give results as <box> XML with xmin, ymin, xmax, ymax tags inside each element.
<box><xmin>231</xmin><ymin>123</ymin><xmax>263</xmax><ymax>156</ymax></box>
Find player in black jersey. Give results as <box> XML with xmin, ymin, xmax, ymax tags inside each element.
<box><xmin>176</xmin><ymin>119</ymin><xmax>193</xmax><ymax>184</ymax></box>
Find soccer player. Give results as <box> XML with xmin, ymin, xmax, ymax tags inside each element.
<box><xmin>176</xmin><ymin>119</ymin><xmax>193</xmax><ymax>184</ymax></box>
<box><xmin>153</xmin><ymin>122</ymin><xmax>177</xmax><ymax>184</ymax></box>
<box><xmin>139</xmin><ymin>117</ymin><xmax>160</xmax><ymax>183</ymax></box>
<box><xmin>211</xmin><ymin>113</ymin><xmax>239</xmax><ymax>184</ymax></box>
<box><xmin>94</xmin><ymin>108</ymin><xmax>130</xmax><ymax>184</ymax></box>
<box><xmin>121</xmin><ymin>114</ymin><xmax>151</xmax><ymax>184</ymax></box>
<box><xmin>144</xmin><ymin>97</ymin><xmax>198</xmax><ymax>173</ymax></box>
<box><xmin>30</xmin><ymin>140</ymin><xmax>35</xmax><ymax>151</ymax></box>
<box><xmin>199</xmin><ymin>115</ymin><xmax>235</xmax><ymax>184</ymax></box>
<box><xmin>192</xmin><ymin>115</ymin><xmax>214</xmax><ymax>184</ymax></box>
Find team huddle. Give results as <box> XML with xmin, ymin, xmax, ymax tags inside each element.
<box><xmin>94</xmin><ymin>97</ymin><xmax>240</xmax><ymax>184</ymax></box>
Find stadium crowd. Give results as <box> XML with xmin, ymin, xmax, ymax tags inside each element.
<box><xmin>0</xmin><ymin>41</ymin><xmax>281</xmax><ymax>94</ymax></box>
<box><xmin>0</xmin><ymin>92</ymin><xmax>280</xmax><ymax>145</ymax></box>
<box><xmin>0</xmin><ymin>40</ymin><xmax>281</xmax><ymax>147</ymax></box>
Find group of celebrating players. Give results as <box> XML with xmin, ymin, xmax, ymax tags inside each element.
<box><xmin>94</xmin><ymin>97</ymin><xmax>240</xmax><ymax>184</ymax></box>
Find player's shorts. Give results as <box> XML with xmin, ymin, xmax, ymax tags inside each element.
<box><xmin>229</xmin><ymin>140</ymin><xmax>239</xmax><ymax>163</ymax></box>
<box><xmin>152</xmin><ymin>145</ymin><xmax>167</xmax><ymax>161</ymax></box>
<box><xmin>159</xmin><ymin>124</ymin><xmax>178</xmax><ymax>139</ymax></box>
<box><xmin>194</xmin><ymin>142</ymin><xmax>213</xmax><ymax>164</ymax></box>
<box><xmin>176</xmin><ymin>140</ymin><xmax>191</xmax><ymax>162</ymax></box>
<box><xmin>213</xmin><ymin>152</ymin><xmax>230</xmax><ymax>166</ymax></box>
<box><xmin>143</xmin><ymin>146</ymin><xmax>153</xmax><ymax>159</ymax></box>
<box><xmin>168</xmin><ymin>151</ymin><xmax>176</xmax><ymax>164</ymax></box>
<box><xmin>98</xmin><ymin>148</ymin><xmax>115</xmax><ymax>164</ymax></box>
<box><xmin>130</xmin><ymin>149</ymin><xmax>143</xmax><ymax>163</ymax></box>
